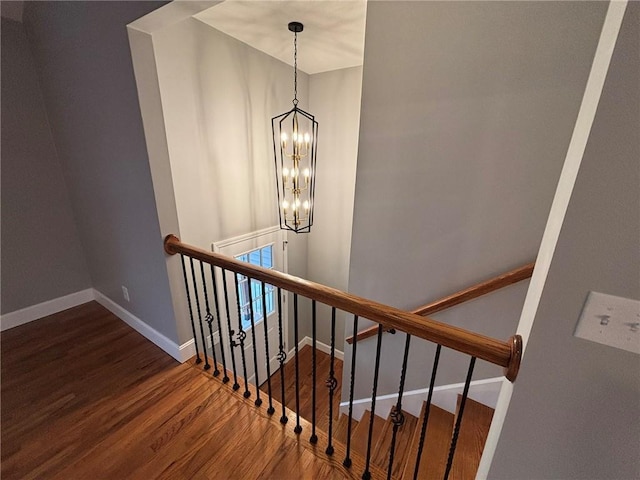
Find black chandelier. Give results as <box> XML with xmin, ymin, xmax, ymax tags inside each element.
<box><xmin>272</xmin><ymin>21</ymin><xmax>318</xmax><ymax>234</ymax></box>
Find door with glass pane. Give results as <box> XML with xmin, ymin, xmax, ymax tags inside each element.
<box><xmin>213</xmin><ymin>227</ymin><xmax>287</xmax><ymax>388</ymax></box>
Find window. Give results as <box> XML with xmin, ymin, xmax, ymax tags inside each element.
<box><xmin>236</xmin><ymin>245</ymin><xmax>275</xmax><ymax>330</ymax></box>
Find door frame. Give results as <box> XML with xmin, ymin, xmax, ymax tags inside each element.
<box><xmin>212</xmin><ymin>226</ymin><xmax>289</xmax><ymax>383</ymax></box>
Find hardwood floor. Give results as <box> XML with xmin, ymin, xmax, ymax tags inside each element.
<box><xmin>261</xmin><ymin>344</ymin><xmax>343</xmax><ymax>433</ymax></box>
<box><xmin>0</xmin><ymin>302</ymin><xmax>366</xmax><ymax>480</ymax></box>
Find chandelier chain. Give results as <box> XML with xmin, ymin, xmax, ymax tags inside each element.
<box><xmin>293</xmin><ymin>31</ymin><xmax>298</xmax><ymax>106</ymax></box>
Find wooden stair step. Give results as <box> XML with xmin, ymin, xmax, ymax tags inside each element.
<box><xmin>450</xmin><ymin>396</ymin><xmax>494</xmax><ymax>480</ymax></box>
<box><xmin>403</xmin><ymin>402</ymin><xmax>455</xmax><ymax>480</ymax></box>
<box><xmin>371</xmin><ymin>408</ymin><xmax>419</xmax><ymax>478</ymax></box>
<box><xmin>333</xmin><ymin>413</ymin><xmax>358</xmax><ymax>446</ymax></box>
<box><xmin>350</xmin><ymin>410</ymin><xmax>387</xmax><ymax>461</ymax></box>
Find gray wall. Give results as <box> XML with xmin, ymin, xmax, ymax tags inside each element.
<box><xmin>1</xmin><ymin>17</ymin><xmax>91</xmax><ymax>314</ymax></box>
<box><xmin>345</xmin><ymin>1</ymin><xmax>608</xmax><ymax>399</ymax></box>
<box><xmin>21</xmin><ymin>1</ymin><xmax>178</xmax><ymax>342</ymax></box>
<box><xmin>489</xmin><ymin>4</ymin><xmax>640</xmax><ymax>478</ymax></box>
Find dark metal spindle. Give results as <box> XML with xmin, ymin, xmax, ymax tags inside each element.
<box><xmin>310</xmin><ymin>300</ymin><xmax>318</xmax><ymax>443</ymax></box>
<box><xmin>180</xmin><ymin>255</ymin><xmax>201</xmax><ymax>364</ymax></box>
<box><xmin>386</xmin><ymin>334</ymin><xmax>411</xmax><ymax>480</ymax></box>
<box><xmin>413</xmin><ymin>344</ymin><xmax>442</xmax><ymax>480</ymax></box>
<box><xmin>443</xmin><ymin>356</ymin><xmax>477</xmax><ymax>480</ymax></box>
<box><xmin>247</xmin><ymin>277</ymin><xmax>262</xmax><ymax>407</ymax></box>
<box><xmin>199</xmin><ymin>261</ymin><xmax>219</xmax><ymax>376</ymax></box>
<box><xmin>233</xmin><ymin>273</ymin><xmax>250</xmax><ymax>397</ymax></box>
<box><xmin>325</xmin><ymin>307</ymin><xmax>337</xmax><ymax>455</ymax></box>
<box><xmin>343</xmin><ymin>314</ymin><xmax>358</xmax><ymax>469</ymax></box>
<box><xmin>261</xmin><ymin>281</ymin><xmax>275</xmax><ymax>414</ymax></box>
<box><xmin>221</xmin><ymin>268</ymin><xmax>239</xmax><ymax>390</ymax></box>
<box><xmin>189</xmin><ymin>258</ymin><xmax>210</xmax><ymax>370</ymax></box>
<box><xmin>276</xmin><ymin>287</ymin><xmax>288</xmax><ymax>424</ymax></box>
<box><xmin>261</xmin><ymin>282</ymin><xmax>276</xmax><ymax>415</ymax></box>
<box><xmin>210</xmin><ymin>265</ymin><xmax>229</xmax><ymax>383</ymax></box>
<box><xmin>362</xmin><ymin>323</ymin><xmax>384</xmax><ymax>480</ymax></box>
<box><xmin>293</xmin><ymin>293</ymin><xmax>302</xmax><ymax>434</ymax></box>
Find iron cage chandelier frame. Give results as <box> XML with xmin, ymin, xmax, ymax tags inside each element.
<box><xmin>272</xmin><ymin>21</ymin><xmax>318</xmax><ymax>234</ymax></box>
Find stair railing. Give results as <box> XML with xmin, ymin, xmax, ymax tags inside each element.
<box><xmin>164</xmin><ymin>234</ymin><xmax>522</xmax><ymax>480</ymax></box>
<box><xmin>346</xmin><ymin>262</ymin><xmax>535</xmax><ymax>345</ymax></box>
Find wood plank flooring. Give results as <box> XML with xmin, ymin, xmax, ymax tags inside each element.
<box><xmin>0</xmin><ymin>302</ymin><xmax>361</xmax><ymax>480</ymax></box>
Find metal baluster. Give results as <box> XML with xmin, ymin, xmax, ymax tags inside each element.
<box><xmin>413</xmin><ymin>344</ymin><xmax>442</xmax><ymax>480</ymax></box>
<box><xmin>199</xmin><ymin>261</ymin><xmax>219</xmax><ymax>377</ymax></box>
<box><xmin>443</xmin><ymin>357</ymin><xmax>476</xmax><ymax>480</ymax></box>
<box><xmin>362</xmin><ymin>324</ymin><xmax>384</xmax><ymax>480</ymax></box>
<box><xmin>386</xmin><ymin>334</ymin><xmax>411</xmax><ymax>480</ymax></box>
<box><xmin>310</xmin><ymin>300</ymin><xmax>317</xmax><ymax>444</ymax></box>
<box><xmin>276</xmin><ymin>287</ymin><xmax>288</xmax><ymax>424</ymax></box>
<box><xmin>326</xmin><ymin>307</ymin><xmax>338</xmax><ymax>455</ymax></box>
<box><xmin>210</xmin><ymin>264</ymin><xmax>229</xmax><ymax>383</ymax></box>
<box><xmin>247</xmin><ymin>277</ymin><xmax>262</xmax><ymax>407</ymax></box>
<box><xmin>293</xmin><ymin>293</ymin><xmax>302</xmax><ymax>434</ymax></box>
<box><xmin>233</xmin><ymin>273</ymin><xmax>250</xmax><ymax>398</ymax></box>
<box><xmin>343</xmin><ymin>314</ymin><xmax>358</xmax><ymax>468</ymax></box>
<box><xmin>180</xmin><ymin>255</ymin><xmax>201</xmax><ymax>364</ymax></box>
<box><xmin>261</xmin><ymin>281</ymin><xmax>275</xmax><ymax>414</ymax></box>
<box><xmin>189</xmin><ymin>258</ymin><xmax>210</xmax><ymax>370</ymax></box>
<box><xmin>221</xmin><ymin>268</ymin><xmax>239</xmax><ymax>390</ymax></box>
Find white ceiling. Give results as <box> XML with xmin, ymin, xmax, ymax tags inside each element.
<box><xmin>194</xmin><ymin>1</ymin><xmax>367</xmax><ymax>75</ymax></box>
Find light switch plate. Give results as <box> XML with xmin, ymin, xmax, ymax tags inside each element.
<box><xmin>575</xmin><ymin>291</ymin><xmax>640</xmax><ymax>354</ymax></box>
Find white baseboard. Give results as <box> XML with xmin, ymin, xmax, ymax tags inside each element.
<box><xmin>0</xmin><ymin>288</ymin><xmax>95</xmax><ymax>331</ymax></box>
<box><xmin>340</xmin><ymin>377</ymin><xmax>506</xmax><ymax>421</ymax></box>
<box><xmin>286</xmin><ymin>336</ymin><xmax>345</xmax><ymax>363</ymax></box>
<box><xmin>93</xmin><ymin>289</ymin><xmax>186</xmax><ymax>363</ymax></box>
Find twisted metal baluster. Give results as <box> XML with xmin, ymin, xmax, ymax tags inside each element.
<box><xmin>362</xmin><ymin>324</ymin><xmax>384</xmax><ymax>480</ymax></box>
<box><xmin>233</xmin><ymin>273</ymin><xmax>250</xmax><ymax>398</ymax></box>
<box><xmin>180</xmin><ymin>255</ymin><xmax>201</xmax><ymax>364</ymax></box>
<box><xmin>199</xmin><ymin>261</ymin><xmax>219</xmax><ymax>376</ymax></box>
<box><xmin>293</xmin><ymin>293</ymin><xmax>302</xmax><ymax>434</ymax></box>
<box><xmin>276</xmin><ymin>287</ymin><xmax>288</xmax><ymax>424</ymax></box>
<box><xmin>247</xmin><ymin>277</ymin><xmax>262</xmax><ymax>407</ymax></box>
<box><xmin>189</xmin><ymin>258</ymin><xmax>210</xmax><ymax>370</ymax></box>
<box><xmin>210</xmin><ymin>264</ymin><xmax>229</xmax><ymax>383</ymax></box>
<box><xmin>343</xmin><ymin>315</ymin><xmax>358</xmax><ymax>469</ymax></box>
<box><xmin>310</xmin><ymin>300</ymin><xmax>318</xmax><ymax>443</ymax></box>
<box><xmin>386</xmin><ymin>334</ymin><xmax>411</xmax><ymax>480</ymax></box>
<box><xmin>221</xmin><ymin>268</ymin><xmax>239</xmax><ymax>390</ymax></box>
<box><xmin>325</xmin><ymin>307</ymin><xmax>338</xmax><ymax>455</ymax></box>
<box><xmin>413</xmin><ymin>344</ymin><xmax>442</xmax><ymax>479</ymax></box>
<box><xmin>261</xmin><ymin>281</ymin><xmax>275</xmax><ymax>415</ymax></box>
<box><xmin>444</xmin><ymin>357</ymin><xmax>476</xmax><ymax>480</ymax></box>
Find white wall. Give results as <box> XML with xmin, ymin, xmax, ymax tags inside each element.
<box><xmin>1</xmin><ymin>17</ymin><xmax>91</xmax><ymax>315</ymax></box>
<box><xmin>345</xmin><ymin>1</ymin><xmax>608</xmax><ymax>399</ymax></box>
<box><xmin>489</xmin><ymin>3</ymin><xmax>640</xmax><ymax>478</ymax></box>
<box><xmin>305</xmin><ymin>66</ymin><xmax>363</xmax><ymax>347</ymax></box>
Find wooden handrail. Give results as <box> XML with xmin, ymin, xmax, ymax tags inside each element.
<box><xmin>164</xmin><ymin>235</ymin><xmax>522</xmax><ymax>382</ymax></box>
<box><xmin>346</xmin><ymin>262</ymin><xmax>535</xmax><ymax>345</ymax></box>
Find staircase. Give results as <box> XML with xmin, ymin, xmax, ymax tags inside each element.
<box><xmin>331</xmin><ymin>396</ymin><xmax>493</xmax><ymax>480</ymax></box>
<box><xmin>164</xmin><ymin>235</ymin><xmax>523</xmax><ymax>480</ymax></box>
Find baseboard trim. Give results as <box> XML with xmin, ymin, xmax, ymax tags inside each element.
<box><xmin>0</xmin><ymin>288</ymin><xmax>95</xmax><ymax>331</ymax></box>
<box><xmin>93</xmin><ymin>289</ymin><xmax>185</xmax><ymax>363</ymax></box>
<box><xmin>286</xmin><ymin>336</ymin><xmax>345</xmax><ymax>363</ymax></box>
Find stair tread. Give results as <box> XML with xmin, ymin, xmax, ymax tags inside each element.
<box><xmin>333</xmin><ymin>413</ymin><xmax>358</xmax><ymax>446</ymax></box>
<box><xmin>450</xmin><ymin>396</ymin><xmax>494</xmax><ymax>480</ymax></box>
<box><xmin>403</xmin><ymin>402</ymin><xmax>455</xmax><ymax>480</ymax></box>
<box><xmin>350</xmin><ymin>410</ymin><xmax>387</xmax><ymax>462</ymax></box>
<box><xmin>371</xmin><ymin>408</ymin><xmax>419</xmax><ymax>478</ymax></box>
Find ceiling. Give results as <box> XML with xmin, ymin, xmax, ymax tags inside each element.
<box><xmin>194</xmin><ymin>1</ymin><xmax>367</xmax><ymax>75</ymax></box>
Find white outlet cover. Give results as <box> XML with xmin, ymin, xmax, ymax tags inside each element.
<box><xmin>575</xmin><ymin>291</ymin><xmax>640</xmax><ymax>354</ymax></box>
